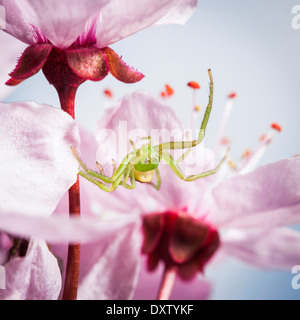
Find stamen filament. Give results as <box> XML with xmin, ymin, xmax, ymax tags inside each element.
<box><xmin>214</xmin><ymin>93</ymin><xmax>236</xmax><ymax>152</ymax></box>
<box><xmin>189</xmin><ymin>89</ymin><xmax>196</xmax><ymax>130</ymax></box>
<box><xmin>237</xmin><ymin>125</ymin><xmax>280</xmax><ymax>175</ymax></box>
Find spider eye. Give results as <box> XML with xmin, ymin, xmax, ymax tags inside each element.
<box><xmin>144</xmin><ymin>157</ymin><xmax>148</xmax><ymax>164</ymax></box>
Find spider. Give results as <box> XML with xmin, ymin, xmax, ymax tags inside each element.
<box><xmin>72</xmin><ymin>69</ymin><xmax>228</xmax><ymax>192</ymax></box>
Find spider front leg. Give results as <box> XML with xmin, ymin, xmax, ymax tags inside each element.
<box><xmin>71</xmin><ymin>147</ymin><xmax>137</xmax><ymax>192</ymax></box>
<box><xmin>155</xmin><ymin>69</ymin><xmax>213</xmax><ymax>153</ymax></box>
<box><xmin>161</xmin><ymin>148</ymin><xmax>229</xmax><ymax>182</ymax></box>
<box><xmin>148</xmin><ymin>168</ymin><xmax>161</xmax><ymax>190</ymax></box>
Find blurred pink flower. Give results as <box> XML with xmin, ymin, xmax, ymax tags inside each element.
<box><xmin>77</xmin><ymin>91</ymin><xmax>300</xmax><ymax>299</ymax></box>
<box><xmin>1</xmin><ymin>0</ymin><xmax>197</xmax><ymax>87</ymax></box>
<box><xmin>0</xmin><ymin>100</ymin><xmax>137</xmax><ymax>298</ymax></box>
<box><xmin>0</xmin><ymin>101</ymin><xmax>80</xmax><ymax>217</ymax></box>
<box><xmin>0</xmin><ymin>238</ymin><xmax>62</xmax><ymax>300</ymax></box>
<box><xmin>0</xmin><ymin>100</ymin><xmax>80</xmax><ymax>299</ymax></box>
<box><xmin>2</xmin><ymin>91</ymin><xmax>299</xmax><ymax>299</ymax></box>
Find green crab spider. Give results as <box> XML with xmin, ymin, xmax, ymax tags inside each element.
<box><xmin>72</xmin><ymin>69</ymin><xmax>229</xmax><ymax>192</ymax></box>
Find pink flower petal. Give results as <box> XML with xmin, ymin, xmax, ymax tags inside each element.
<box><xmin>0</xmin><ymin>239</ymin><xmax>61</xmax><ymax>300</ymax></box>
<box><xmin>0</xmin><ymin>101</ymin><xmax>80</xmax><ymax>217</ymax></box>
<box><xmin>145</xmin><ymin>147</ymin><xmax>216</xmax><ymax>214</ymax></box>
<box><xmin>155</xmin><ymin>0</ymin><xmax>198</xmax><ymax>26</ymax></box>
<box><xmin>208</xmin><ymin>158</ymin><xmax>300</xmax><ymax>228</ymax></box>
<box><xmin>1</xmin><ymin>0</ymin><xmax>109</xmax><ymax>48</ymax></box>
<box><xmin>96</xmin><ymin>0</ymin><xmax>197</xmax><ymax>47</ymax></box>
<box><xmin>54</xmin><ymin>126</ymin><xmax>104</xmax><ymax>219</ymax></box>
<box><xmin>97</xmin><ymin>91</ymin><xmax>185</xmax><ymax>163</ymax></box>
<box><xmin>222</xmin><ymin>227</ymin><xmax>300</xmax><ymax>269</ymax></box>
<box><xmin>0</xmin><ymin>211</ymin><xmax>137</xmax><ymax>244</ymax></box>
<box><xmin>78</xmin><ymin>223</ymin><xmax>142</xmax><ymax>299</ymax></box>
<box><xmin>0</xmin><ymin>0</ymin><xmax>35</xmax><ymax>45</ymax></box>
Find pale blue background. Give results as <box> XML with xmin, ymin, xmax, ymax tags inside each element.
<box><xmin>2</xmin><ymin>1</ymin><xmax>300</xmax><ymax>300</ymax></box>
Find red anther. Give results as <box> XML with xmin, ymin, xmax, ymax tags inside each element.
<box><xmin>187</xmin><ymin>81</ymin><xmax>200</xmax><ymax>89</ymax></box>
<box><xmin>160</xmin><ymin>91</ymin><xmax>166</xmax><ymax>98</ymax></box>
<box><xmin>221</xmin><ymin>137</ymin><xmax>230</xmax><ymax>145</ymax></box>
<box><xmin>271</xmin><ymin>123</ymin><xmax>282</xmax><ymax>132</ymax></box>
<box><xmin>165</xmin><ymin>84</ymin><xmax>174</xmax><ymax>96</ymax></box>
<box><xmin>104</xmin><ymin>89</ymin><xmax>113</xmax><ymax>98</ymax></box>
<box><xmin>259</xmin><ymin>134</ymin><xmax>267</xmax><ymax>142</ymax></box>
<box><xmin>242</xmin><ymin>149</ymin><xmax>251</xmax><ymax>158</ymax></box>
<box><xmin>228</xmin><ymin>92</ymin><xmax>237</xmax><ymax>99</ymax></box>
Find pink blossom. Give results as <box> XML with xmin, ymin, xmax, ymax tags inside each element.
<box><xmin>2</xmin><ymin>91</ymin><xmax>299</xmax><ymax>299</ymax></box>
<box><xmin>0</xmin><ymin>100</ymin><xmax>80</xmax><ymax>299</ymax></box>
<box><xmin>0</xmin><ymin>100</ymin><xmax>138</xmax><ymax>299</ymax></box>
<box><xmin>0</xmin><ymin>101</ymin><xmax>80</xmax><ymax>217</ymax></box>
<box><xmin>1</xmin><ymin>0</ymin><xmax>197</xmax><ymax>86</ymax></box>
<box><xmin>79</xmin><ymin>91</ymin><xmax>300</xmax><ymax>298</ymax></box>
<box><xmin>0</xmin><ymin>239</ymin><xmax>62</xmax><ymax>300</ymax></box>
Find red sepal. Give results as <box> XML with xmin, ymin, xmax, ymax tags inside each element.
<box><xmin>9</xmin><ymin>44</ymin><xmax>53</xmax><ymax>80</ymax></box>
<box><xmin>102</xmin><ymin>47</ymin><xmax>145</xmax><ymax>83</ymax></box>
<box><xmin>66</xmin><ymin>47</ymin><xmax>109</xmax><ymax>81</ymax></box>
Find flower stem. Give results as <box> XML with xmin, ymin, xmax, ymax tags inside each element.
<box><xmin>56</xmin><ymin>85</ymin><xmax>81</xmax><ymax>300</ymax></box>
<box><xmin>62</xmin><ymin>176</ymin><xmax>81</xmax><ymax>300</ymax></box>
<box><xmin>156</xmin><ymin>266</ymin><xmax>177</xmax><ymax>300</ymax></box>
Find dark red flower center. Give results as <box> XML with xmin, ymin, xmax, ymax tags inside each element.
<box><xmin>142</xmin><ymin>211</ymin><xmax>220</xmax><ymax>281</ymax></box>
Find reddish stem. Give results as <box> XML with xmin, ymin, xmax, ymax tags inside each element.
<box><xmin>56</xmin><ymin>85</ymin><xmax>81</xmax><ymax>300</ymax></box>
<box><xmin>62</xmin><ymin>176</ymin><xmax>81</xmax><ymax>300</ymax></box>
<box><xmin>156</xmin><ymin>266</ymin><xmax>177</xmax><ymax>300</ymax></box>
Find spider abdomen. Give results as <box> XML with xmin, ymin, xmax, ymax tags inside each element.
<box><xmin>134</xmin><ymin>169</ymin><xmax>154</xmax><ymax>183</ymax></box>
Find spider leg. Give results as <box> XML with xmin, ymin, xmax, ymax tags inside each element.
<box><xmin>129</xmin><ymin>139</ymin><xmax>137</xmax><ymax>152</ymax></box>
<box><xmin>162</xmin><ymin>147</ymin><xmax>229</xmax><ymax>182</ymax></box>
<box><xmin>79</xmin><ymin>170</ymin><xmax>113</xmax><ymax>192</ymax></box>
<box><xmin>141</xmin><ymin>136</ymin><xmax>152</xmax><ymax>144</ymax></box>
<box><xmin>79</xmin><ymin>166</ymin><xmax>136</xmax><ymax>191</ymax></box>
<box><xmin>96</xmin><ymin>161</ymin><xmax>105</xmax><ymax>175</ymax></box>
<box><xmin>149</xmin><ymin>168</ymin><xmax>161</xmax><ymax>190</ymax></box>
<box><xmin>154</xmin><ymin>69</ymin><xmax>213</xmax><ymax>153</ymax></box>
<box><xmin>112</xmin><ymin>159</ymin><xmax>117</xmax><ymax>174</ymax></box>
<box><xmin>72</xmin><ymin>147</ymin><xmax>136</xmax><ymax>191</ymax></box>
<box><xmin>120</xmin><ymin>166</ymin><xmax>136</xmax><ymax>190</ymax></box>
<box><xmin>176</xmin><ymin>148</ymin><xmax>192</xmax><ymax>164</ymax></box>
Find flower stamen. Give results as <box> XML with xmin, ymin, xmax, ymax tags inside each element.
<box><xmin>214</xmin><ymin>92</ymin><xmax>237</xmax><ymax>152</ymax></box>
<box><xmin>237</xmin><ymin>123</ymin><xmax>282</xmax><ymax>175</ymax></box>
